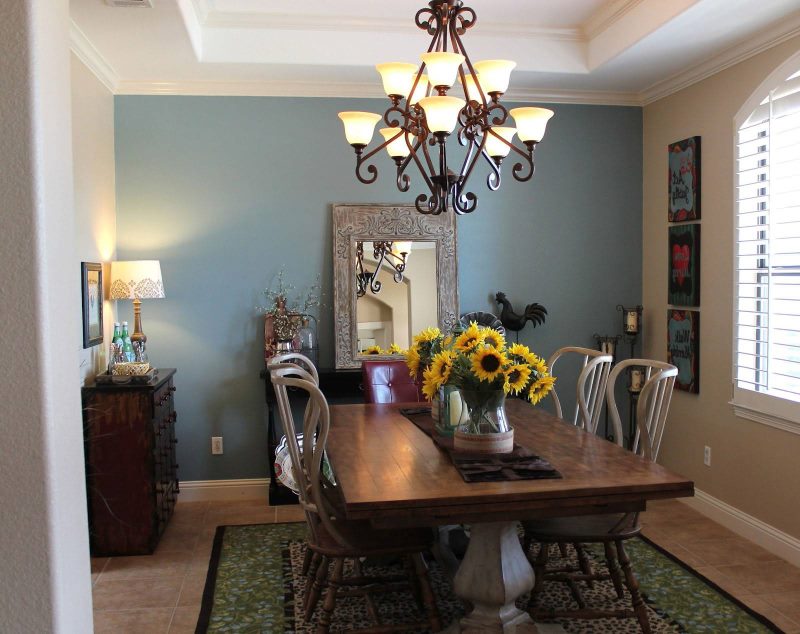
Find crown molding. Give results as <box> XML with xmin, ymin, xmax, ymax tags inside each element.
<box><xmin>582</xmin><ymin>0</ymin><xmax>644</xmax><ymax>40</ymax></box>
<box><xmin>640</xmin><ymin>14</ymin><xmax>800</xmax><ymax>105</ymax></box>
<box><xmin>69</xmin><ymin>21</ymin><xmax>119</xmax><ymax>93</ymax></box>
<box><xmin>114</xmin><ymin>78</ymin><xmax>640</xmax><ymax>105</ymax></box>
<box><xmin>200</xmin><ymin>9</ymin><xmax>582</xmax><ymax>42</ymax></box>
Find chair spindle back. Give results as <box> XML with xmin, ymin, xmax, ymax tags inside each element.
<box><xmin>547</xmin><ymin>346</ymin><xmax>613</xmax><ymax>434</ymax></box>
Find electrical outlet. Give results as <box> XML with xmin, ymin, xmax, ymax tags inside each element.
<box><xmin>211</xmin><ymin>436</ymin><xmax>223</xmax><ymax>455</ymax></box>
<box><xmin>703</xmin><ymin>445</ymin><xmax>711</xmax><ymax>467</ymax></box>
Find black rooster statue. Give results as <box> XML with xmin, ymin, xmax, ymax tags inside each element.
<box><xmin>495</xmin><ymin>292</ymin><xmax>547</xmax><ymax>342</ymax></box>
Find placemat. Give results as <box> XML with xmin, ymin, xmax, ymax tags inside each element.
<box><xmin>400</xmin><ymin>408</ymin><xmax>562</xmax><ymax>483</ymax></box>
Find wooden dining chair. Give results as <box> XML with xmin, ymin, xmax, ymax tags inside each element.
<box><xmin>525</xmin><ymin>358</ymin><xmax>678</xmax><ymax>633</ymax></box>
<box><xmin>546</xmin><ymin>346</ymin><xmax>613</xmax><ymax>433</ymax></box>
<box><xmin>269</xmin><ymin>364</ymin><xmax>441</xmax><ymax>633</ymax></box>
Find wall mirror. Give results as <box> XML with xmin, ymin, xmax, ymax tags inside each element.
<box><xmin>332</xmin><ymin>204</ymin><xmax>459</xmax><ymax>369</ymax></box>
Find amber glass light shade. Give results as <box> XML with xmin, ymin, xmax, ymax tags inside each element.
<box><xmin>510</xmin><ymin>107</ymin><xmax>554</xmax><ymax>143</ymax></box>
<box><xmin>407</xmin><ymin>75</ymin><xmax>429</xmax><ymax>105</ymax></box>
<box><xmin>421</xmin><ymin>52</ymin><xmax>465</xmax><ymax>88</ymax></box>
<box><xmin>459</xmin><ymin>73</ymin><xmax>483</xmax><ymax>102</ymax></box>
<box><xmin>338</xmin><ymin>111</ymin><xmax>382</xmax><ymax>146</ymax></box>
<box><xmin>484</xmin><ymin>126</ymin><xmax>517</xmax><ymax>158</ymax></box>
<box><xmin>379</xmin><ymin>127</ymin><xmax>411</xmax><ymax>158</ymax></box>
<box><xmin>473</xmin><ymin>60</ymin><xmax>516</xmax><ymax>94</ymax></box>
<box><xmin>376</xmin><ymin>63</ymin><xmax>418</xmax><ymax>98</ymax></box>
<box><xmin>418</xmin><ymin>96</ymin><xmax>465</xmax><ymax>134</ymax></box>
<box><xmin>393</xmin><ymin>241</ymin><xmax>413</xmax><ymax>255</ymax></box>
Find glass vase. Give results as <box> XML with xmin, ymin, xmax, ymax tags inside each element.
<box><xmin>457</xmin><ymin>389</ymin><xmax>510</xmax><ymax>435</ymax></box>
<box><xmin>454</xmin><ymin>389</ymin><xmax>514</xmax><ymax>453</ymax></box>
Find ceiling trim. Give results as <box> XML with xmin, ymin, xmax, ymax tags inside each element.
<box><xmin>114</xmin><ymin>78</ymin><xmax>640</xmax><ymax>106</ymax></box>
<box><xmin>198</xmin><ymin>7</ymin><xmax>583</xmax><ymax>41</ymax></box>
<box><xmin>582</xmin><ymin>0</ymin><xmax>644</xmax><ymax>39</ymax></box>
<box><xmin>69</xmin><ymin>22</ymin><xmax>118</xmax><ymax>93</ymax></box>
<box><xmin>639</xmin><ymin>14</ymin><xmax>800</xmax><ymax>105</ymax></box>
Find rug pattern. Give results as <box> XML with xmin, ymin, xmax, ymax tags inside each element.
<box><xmin>202</xmin><ymin>523</ymin><xmax>780</xmax><ymax>633</ymax></box>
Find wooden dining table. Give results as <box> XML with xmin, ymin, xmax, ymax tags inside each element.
<box><xmin>325</xmin><ymin>398</ymin><xmax>694</xmax><ymax>634</ymax></box>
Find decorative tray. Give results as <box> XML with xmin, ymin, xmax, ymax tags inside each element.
<box><xmin>95</xmin><ymin>368</ymin><xmax>159</xmax><ymax>385</ymax></box>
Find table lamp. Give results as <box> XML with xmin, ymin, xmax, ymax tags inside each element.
<box><xmin>109</xmin><ymin>260</ymin><xmax>165</xmax><ymax>345</ymax></box>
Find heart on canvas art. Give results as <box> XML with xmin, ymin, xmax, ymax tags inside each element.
<box><xmin>672</xmin><ymin>244</ymin><xmax>690</xmax><ymax>286</ymax></box>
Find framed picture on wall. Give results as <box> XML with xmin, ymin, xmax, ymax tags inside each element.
<box><xmin>667</xmin><ymin>309</ymin><xmax>699</xmax><ymax>393</ymax></box>
<box><xmin>668</xmin><ymin>224</ymin><xmax>700</xmax><ymax>306</ymax></box>
<box><xmin>668</xmin><ymin>136</ymin><xmax>701</xmax><ymax>222</ymax></box>
<box><xmin>81</xmin><ymin>262</ymin><xmax>103</xmax><ymax>349</ymax></box>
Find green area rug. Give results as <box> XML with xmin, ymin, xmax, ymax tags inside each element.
<box><xmin>196</xmin><ymin>522</ymin><xmax>781</xmax><ymax>633</ymax></box>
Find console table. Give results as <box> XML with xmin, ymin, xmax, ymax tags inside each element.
<box><xmin>260</xmin><ymin>367</ymin><xmax>362</xmax><ymax>505</ymax></box>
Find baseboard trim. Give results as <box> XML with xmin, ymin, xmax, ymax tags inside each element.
<box><xmin>680</xmin><ymin>488</ymin><xmax>800</xmax><ymax>567</ymax></box>
<box><xmin>179</xmin><ymin>478</ymin><xmax>269</xmax><ymax>502</ymax></box>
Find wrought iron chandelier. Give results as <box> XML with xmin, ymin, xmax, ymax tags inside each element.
<box><xmin>356</xmin><ymin>241</ymin><xmax>412</xmax><ymax>298</ymax></box>
<box><xmin>338</xmin><ymin>0</ymin><xmax>554</xmax><ymax>216</ymax></box>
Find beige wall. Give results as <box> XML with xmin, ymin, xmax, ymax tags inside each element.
<box><xmin>72</xmin><ymin>53</ymin><xmax>116</xmax><ymax>383</ymax></box>
<box><xmin>643</xmin><ymin>36</ymin><xmax>800</xmax><ymax>539</ymax></box>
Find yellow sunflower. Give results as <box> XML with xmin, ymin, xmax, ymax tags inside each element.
<box><xmin>429</xmin><ymin>350</ymin><xmax>455</xmax><ymax>389</ymax></box>
<box><xmin>504</xmin><ymin>363</ymin><xmax>532</xmax><ymax>395</ymax></box>
<box><xmin>443</xmin><ymin>335</ymin><xmax>453</xmax><ymax>348</ymax></box>
<box><xmin>528</xmin><ymin>374</ymin><xmax>556</xmax><ymax>405</ymax></box>
<box><xmin>507</xmin><ymin>342</ymin><xmax>537</xmax><ymax>365</ymax></box>
<box><xmin>421</xmin><ymin>367</ymin><xmax>439</xmax><ymax>401</ymax></box>
<box><xmin>532</xmin><ymin>355</ymin><xmax>548</xmax><ymax>376</ymax></box>
<box><xmin>364</xmin><ymin>345</ymin><xmax>382</xmax><ymax>355</ymax></box>
<box><xmin>471</xmin><ymin>347</ymin><xmax>508</xmax><ymax>382</ymax></box>
<box><xmin>482</xmin><ymin>328</ymin><xmax>506</xmax><ymax>350</ymax></box>
<box><xmin>413</xmin><ymin>327</ymin><xmax>442</xmax><ymax>345</ymax></box>
<box><xmin>406</xmin><ymin>345</ymin><xmax>421</xmax><ymax>377</ymax></box>
<box><xmin>388</xmin><ymin>343</ymin><xmax>403</xmax><ymax>354</ymax></box>
<box><xmin>455</xmin><ymin>322</ymin><xmax>484</xmax><ymax>352</ymax></box>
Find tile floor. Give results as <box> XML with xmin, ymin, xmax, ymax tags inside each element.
<box><xmin>90</xmin><ymin>498</ymin><xmax>800</xmax><ymax>633</ymax></box>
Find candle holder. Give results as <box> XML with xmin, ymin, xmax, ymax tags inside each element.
<box><xmin>616</xmin><ymin>304</ymin><xmax>644</xmax><ymax>450</ymax></box>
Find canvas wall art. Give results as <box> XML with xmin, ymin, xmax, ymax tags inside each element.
<box><xmin>668</xmin><ymin>224</ymin><xmax>700</xmax><ymax>306</ymax></box>
<box><xmin>667</xmin><ymin>309</ymin><xmax>700</xmax><ymax>393</ymax></box>
<box><xmin>668</xmin><ymin>136</ymin><xmax>701</xmax><ymax>222</ymax></box>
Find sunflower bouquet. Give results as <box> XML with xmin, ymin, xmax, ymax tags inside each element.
<box><xmin>414</xmin><ymin>322</ymin><xmax>555</xmax><ymax>435</ymax></box>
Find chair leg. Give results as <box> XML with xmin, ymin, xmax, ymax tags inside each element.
<box><xmin>616</xmin><ymin>539</ymin><xmax>651</xmax><ymax>634</ymax></box>
<box><xmin>557</xmin><ymin>541</ymin><xmax>569</xmax><ymax>559</ymax></box>
<box><xmin>604</xmin><ymin>541</ymin><xmax>625</xmax><ymax>599</ymax></box>
<box><xmin>317</xmin><ymin>557</ymin><xmax>344</xmax><ymax>634</ymax></box>
<box><xmin>527</xmin><ymin>543</ymin><xmax>549</xmax><ymax>610</ymax></box>
<box><xmin>301</xmin><ymin>544</ymin><xmax>313</xmax><ymax>576</ymax></box>
<box><xmin>305</xmin><ymin>554</ymin><xmax>329</xmax><ymax>621</ymax></box>
<box><xmin>574</xmin><ymin>542</ymin><xmax>594</xmax><ymax>588</ymax></box>
<box><xmin>412</xmin><ymin>552</ymin><xmax>442</xmax><ymax>633</ymax></box>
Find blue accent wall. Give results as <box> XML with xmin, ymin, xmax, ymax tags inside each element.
<box><xmin>115</xmin><ymin>96</ymin><xmax>642</xmax><ymax>481</ymax></box>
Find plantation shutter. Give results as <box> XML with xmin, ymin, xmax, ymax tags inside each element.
<box><xmin>735</xmin><ymin>71</ymin><xmax>800</xmax><ymax>410</ymax></box>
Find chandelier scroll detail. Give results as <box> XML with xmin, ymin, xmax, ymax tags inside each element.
<box><xmin>337</xmin><ymin>0</ymin><xmax>554</xmax><ymax>216</ymax></box>
<box><xmin>355</xmin><ymin>241</ymin><xmax>412</xmax><ymax>298</ymax></box>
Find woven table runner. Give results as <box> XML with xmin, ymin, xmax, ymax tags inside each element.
<box><xmin>400</xmin><ymin>408</ymin><xmax>562</xmax><ymax>483</ymax></box>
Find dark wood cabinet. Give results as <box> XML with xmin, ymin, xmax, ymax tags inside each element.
<box><xmin>82</xmin><ymin>369</ymin><xmax>179</xmax><ymax>556</ymax></box>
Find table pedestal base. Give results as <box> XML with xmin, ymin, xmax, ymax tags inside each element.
<box><xmin>445</xmin><ymin>521</ymin><xmax>566</xmax><ymax>634</ymax></box>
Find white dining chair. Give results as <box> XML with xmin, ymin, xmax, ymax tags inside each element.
<box><xmin>270</xmin><ymin>351</ymin><xmax>319</xmax><ymax>384</ymax></box>
<box><xmin>525</xmin><ymin>358</ymin><xmax>679</xmax><ymax>633</ymax></box>
<box><xmin>547</xmin><ymin>346</ymin><xmax>613</xmax><ymax>434</ymax></box>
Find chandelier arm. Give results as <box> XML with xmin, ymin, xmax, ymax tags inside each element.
<box><xmin>369</xmin><ymin>246</ymin><xmax>389</xmax><ymax>294</ymax></box>
<box><xmin>418</xmin><ymin>131</ymin><xmax>438</xmax><ymax>181</ymax></box>
<box><xmin>452</xmin><ymin>183</ymin><xmax>478</xmax><ymax>215</ymax></box>
<box><xmin>415</xmin><ymin>192</ymin><xmax>441</xmax><ymax>215</ymax></box>
<box><xmin>511</xmin><ymin>143</ymin><xmax>537</xmax><ymax>182</ymax></box>
<box><xmin>450</xmin><ymin>24</ymin><xmax>489</xmax><ymax>110</ymax></box>
<box><xmin>354</xmin><ymin>136</ymin><xmax>397</xmax><ymax>185</ymax></box>
<box><xmin>457</xmin><ymin>135</ymin><xmax>488</xmax><ymax>192</ymax></box>
<box><xmin>453</xmin><ymin>5</ymin><xmax>477</xmax><ymax>34</ymax></box>
<box><xmin>478</xmin><ymin>145</ymin><xmax>503</xmax><ymax>191</ymax></box>
<box><xmin>486</xmin><ymin>101</ymin><xmax>510</xmax><ymax>127</ymax></box>
<box><xmin>415</xmin><ymin>6</ymin><xmax>438</xmax><ymax>36</ymax></box>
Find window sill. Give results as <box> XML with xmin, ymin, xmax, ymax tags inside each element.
<box><xmin>731</xmin><ymin>401</ymin><xmax>800</xmax><ymax>436</ymax></box>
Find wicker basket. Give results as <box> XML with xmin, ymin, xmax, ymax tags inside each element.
<box><xmin>112</xmin><ymin>362</ymin><xmax>151</xmax><ymax>376</ymax></box>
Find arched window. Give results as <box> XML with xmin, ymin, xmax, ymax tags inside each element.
<box><xmin>734</xmin><ymin>61</ymin><xmax>800</xmax><ymax>429</ymax></box>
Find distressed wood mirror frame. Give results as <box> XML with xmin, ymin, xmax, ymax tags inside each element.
<box><xmin>333</xmin><ymin>203</ymin><xmax>459</xmax><ymax>369</ymax></box>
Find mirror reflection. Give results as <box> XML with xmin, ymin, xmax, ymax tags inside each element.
<box><xmin>355</xmin><ymin>240</ymin><xmax>438</xmax><ymax>352</ymax></box>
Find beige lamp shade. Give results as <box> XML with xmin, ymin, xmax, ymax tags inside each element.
<box><xmin>407</xmin><ymin>75</ymin><xmax>429</xmax><ymax>105</ymax></box>
<box><xmin>473</xmin><ymin>60</ymin><xmax>516</xmax><ymax>94</ymax></box>
<box><xmin>459</xmin><ymin>73</ymin><xmax>483</xmax><ymax>102</ymax></box>
<box><xmin>338</xmin><ymin>111</ymin><xmax>382</xmax><ymax>146</ymax></box>
<box><xmin>376</xmin><ymin>63</ymin><xmax>418</xmax><ymax>98</ymax></box>
<box><xmin>419</xmin><ymin>96</ymin><xmax>465</xmax><ymax>134</ymax></box>
<box><xmin>379</xmin><ymin>127</ymin><xmax>411</xmax><ymax>158</ymax></box>
<box><xmin>484</xmin><ymin>126</ymin><xmax>517</xmax><ymax>158</ymax></box>
<box><xmin>510</xmin><ymin>107</ymin><xmax>554</xmax><ymax>143</ymax></box>
<box><xmin>109</xmin><ymin>260</ymin><xmax>165</xmax><ymax>299</ymax></box>
<box><xmin>421</xmin><ymin>52</ymin><xmax>465</xmax><ymax>88</ymax></box>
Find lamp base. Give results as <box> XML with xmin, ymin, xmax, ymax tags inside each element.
<box><xmin>131</xmin><ymin>298</ymin><xmax>147</xmax><ymax>345</ymax></box>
